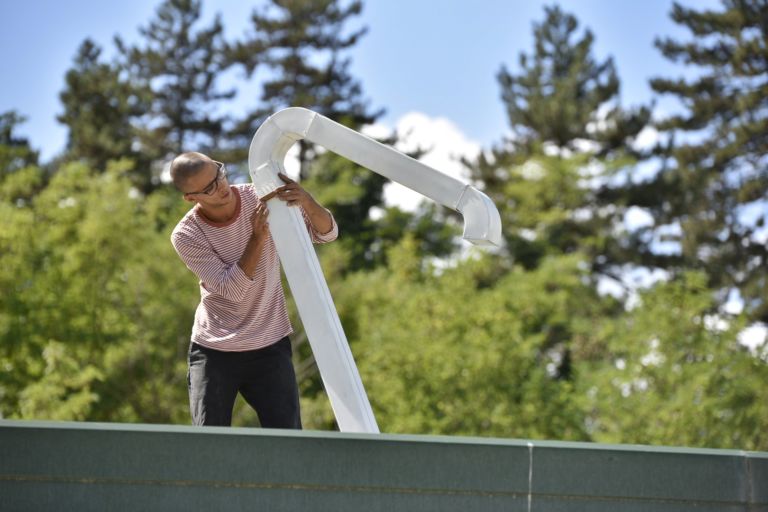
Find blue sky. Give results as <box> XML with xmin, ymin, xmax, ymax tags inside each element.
<box><xmin>0</xmin><ymin>0</ymin><xmax>720</xmax><ymax>161</ymax></box>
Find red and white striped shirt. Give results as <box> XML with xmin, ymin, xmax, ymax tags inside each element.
<box><xmin>171</xmin><ymin>184</ymin><xmax>338</xmax><ymax>352</ymax></box>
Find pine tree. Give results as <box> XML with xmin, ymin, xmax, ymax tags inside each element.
<box><xmin>467</xmin><ymin>6</ymin><xmax>649</xmax><ymax>273</ymax></box>
<box><xmin>644</xmin><ymin>0</ymin><xmax>768</xmax><ymax>322</ymax></box>
<box><xmin>115</xmin><ymin>0</ymin><xmax>234</xmax><ymax>188</ymax></box>
<box><xmin>229</xmin><ymin>0</ymin><xmax>383</xmax><ymax>177</ymax></box>
<box><xmin>0</xmin><ymin>111</ymin><xmax>42</xmax><ymax>204</ymax></box>
<box><xmin>0</xmin><ymin>111</ymin><xmax>38</xmax><ymax>175</ymax></box>
<box><xmin>496</xmin><ymin>5</ymin><xmax>649</xmax><ymax>157</ymax></box>
<box><xmin>58</xmin><ymin>39</ymin><xmax>145</xmax><ymax>172</ymax></box>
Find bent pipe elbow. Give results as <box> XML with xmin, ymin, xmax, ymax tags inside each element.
<box><xmin>455</xmin><ymin>186</ymin><xmax>503</xmax><ymax>246</ymax></box>
<box><xmin>249</xmin><ymin>107</ymin><xmax>502</xmax><ymax>247</ymax></box>
<box><xmin>248</xmin><ymin>108</ymin><xmax>317</xmax><ymax>198</ymax></box>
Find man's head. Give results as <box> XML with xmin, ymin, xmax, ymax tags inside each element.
<box><xmin>170</xmin><ymin>152</ymin><xmax>232</xmax><ymax>205</ymax></box>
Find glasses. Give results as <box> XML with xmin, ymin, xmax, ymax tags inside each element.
<box><xmin>187</xmin><ymin>161</ymin><xmax>228</xmax><ymax>196</ymax></box>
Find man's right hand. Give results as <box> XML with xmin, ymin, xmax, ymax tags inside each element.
<box><xmin>239</xmin><ymin>202</ymin><xmax>270</xmax><ymax>278</ymax></box>
<box><xmin>251</xmin><ymin>201</ymin><xmax>270</xmax><ymax>240</ymax></box>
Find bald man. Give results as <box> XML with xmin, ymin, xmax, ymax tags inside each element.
<box><xmin>170</xmin><ymin>152</ymin><xmax>338</xmax><ymax>428</ymax></box>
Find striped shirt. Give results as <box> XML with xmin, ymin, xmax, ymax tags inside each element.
<box><xmin>171</xmin><ymin>184</ymin><xmax>338</xmax><ymax>352</ymax></box>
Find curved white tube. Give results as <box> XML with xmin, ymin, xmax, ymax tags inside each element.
<box><xmin>249</xmin><ymin>108</ymin><xmax>503</xmax><ymax>433</ymax></box>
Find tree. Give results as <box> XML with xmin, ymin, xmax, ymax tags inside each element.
<box><xmin>58</xmin><ymin>39</ymin><xmax>146</xmax><ymax>173</ymax></box>
<box><xmin>326</xmin><ymin>237</ymin><xmax>614</xmax><ymax>438</ymax></box>
<box><xmin>115</xmin><ymin>0</ymin><xmax>235</xmax><ymax>188</ymax></box>
<box><xmin>229</xmin><ymin>0</ymin><xmax>382</xmax><ymax>174</ymax></box>
<box><xmin>0</xmin><ymin>161</ymin><xmax>197</xmax><ymax>423</ymax></box>
<box><xmin>0</xmin><ymin>111</ymin><xmax>43</xmax><ymax>208</ymax></box>
<box><xmin>584</xmin><ymin>272</ymin><xmax>768</xmax><ymax>450</ymax></box>
<box><xmin>466</xmin><ymin>6</ymin><xmax>650</xmax><ymax>275</ymax></box>
<box><xmin>496</xmin><ymin>5</ymin><xmax>649</xmax><ymax>158</ymax></box>
<box><xmin>641</xmin><ymin>0</ymin><xmax>768</xmax><ymax>322</ymax></box>
<box><xmin>0</xmin><ymin>111</ymin><xmax>39</xmax><ymax>175</ymax></box>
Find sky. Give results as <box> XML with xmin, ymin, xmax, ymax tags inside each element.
<box><xmin>0</xmin><ymin>0</ymin><xmax>721</xmax><ymax>162</ymax></box>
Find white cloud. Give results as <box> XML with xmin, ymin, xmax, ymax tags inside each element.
<box><xmin>723</xmin><ymin>288</ymin><xmax>744</xmax><ymax>315</ymax></box>
<box><xmin>739</xmin><ymin>323</ymin><xmax>767</xmax><ymax>354</ymax></box>
<box><xmin>360</xmin><ymin>122</ymin><xmax>392</xmax><ymax>141</ymax></box>
<box><xmin>597</xmin><ymin>265</ymin><xmax>671</xmax><ymax>310</ymax></box>
<box><xmin>651</xmin><ymin>222</ymin><xmax>683</xmax><ymax>256</ymax></box>
<box><xmin>624</xmin><ymin>206</ymin><xmax>654</xmax><ymax>231</ymax></box>
<box><xmin>365</xmin><ymin>112</ymin><xmax>481</xmax><ymax>212</ymax></box>
<box><xmin>632</xmin><ymin>125</ymin><xmax>660</xmax><ymax>152</ymax></box>
<box><xmin>283</xmin><ymin>143</ymin><xmax>301</xmax><ymax>178</ymax></box>
<box><xmin>572</xmin><ymin>138</ymin><xmax>602</xmax><ymax>154</ymax></box>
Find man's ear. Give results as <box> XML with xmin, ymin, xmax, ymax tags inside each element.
<box><xmin>182</xmin><ymin>193</ymin><xmax>196</xmax><ymax>204</ymax></box>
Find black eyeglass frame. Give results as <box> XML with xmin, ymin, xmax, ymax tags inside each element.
<box><xmin>186</xmin><ymin>161</ymin><xmax>227</xmax><ymax>196</ymax></box>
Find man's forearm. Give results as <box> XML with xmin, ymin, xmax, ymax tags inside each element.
<box><xmin>238</xmin><ymin>233</ymin><xmax>267</xmax><ymax>278</ymax></box>
<box><xmin>303</xmin><ymin>199</ymin><xmax>333</xmax><ymax>235</ymax></box>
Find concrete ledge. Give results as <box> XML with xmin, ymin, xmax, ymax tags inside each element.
<box><xmin>0</xmin><ymin>420</ymin><xmax>765</xmax><ymax>511</ymax></box>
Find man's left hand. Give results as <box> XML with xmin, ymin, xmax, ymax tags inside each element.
<box><xmin>272</xmin><ymin>173</ymin><xmax>315</xmax><ymax>208</ymax></box>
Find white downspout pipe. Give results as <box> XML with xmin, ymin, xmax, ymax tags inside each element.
<box><xmin>249</xmin><ymin>108</ymin><xmax>502</xmax><ymax>433</ymax></box>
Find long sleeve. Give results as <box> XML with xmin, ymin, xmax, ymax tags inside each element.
<box><xmin>171</xmin><ymin>229</ymin><xmax>256</xmax><ymax>303</ymax></box>
<box><xmin>301</xmin><ymin>206</ymin><xmax>339</xmax><ymax>243</ymax></box>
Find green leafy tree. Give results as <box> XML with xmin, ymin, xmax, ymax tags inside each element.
<box><xmin>474</xmin><ymin>152</ymin><xmax>636</xmax><ymax>275</ymax></box>
<box><xmin>325</xmin><ymin>237</ymin><xmax>616</xmax><ymax>438</ymax></box>
<box><xmin>0</xmin><ymin>161</ymin><xmax>196</xmax><ymax>423</ymax></box>
<box><xmin>584</xmin><ymin>272</ymin><xmax>768</xmax><ymax>450</ymax></box>
<box><xmin>0</xmin><ymin>111</ymin><xmax>43</xmax><ymax>210</ymax></box>
<box><xmin>58</xmin><ymin>39</ymin><xmax>146</xmax><ymax>173</ymax></box>
<box><xmin>641</xmin><ymin>0</ymin><xmax>768</xmax><ymax>322</ymax></box>
<box><xmin>0</xmin><ymin>115</ymin><xmax>44</xmax><ymax>419</ymax></box>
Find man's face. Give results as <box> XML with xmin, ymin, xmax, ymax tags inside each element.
<box><xmin>183</xmin><ymin>160</ymin><xmax>232</xmax><ymax>206</ymax></box>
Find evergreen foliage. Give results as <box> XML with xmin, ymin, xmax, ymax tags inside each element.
<box><xmin>496</xmin><ymin>5</ymin><xmax>649</xmax><ymax>157</ymax></box>
<box><xmin>58</xmin><ymin>39</ymin><xmax>145</xmax><ymax>173</ymax></box>
<box><xmin>0</xmin><ymin>111</ymin><xmax>39</xmax><ymax>175</ymax></box>
<box><xmin>229</xmin><ymin>0</ymin><xmax>382</xmax><ymax>163</ymax></box>
<box><xmin>643</xmin><ymin>0</ymin><xmax>768</xmax><ymax>322</ymax></box>
<box><xmin>467</xmin><ymin>5</ymin><xmax>649</xmax><ymax>279</ymax></box>
<box><xmin>115</xmin><ymin>0</ymin><xmax>235</xmax><ymax>188</ymax></box>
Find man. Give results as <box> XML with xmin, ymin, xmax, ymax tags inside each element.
<box><xmin>169</xmin><ymin>151</ymin><xmax>338</xmax><ymax>428</ymax></box>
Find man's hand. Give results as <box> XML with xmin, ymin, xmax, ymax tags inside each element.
<box><xmin>274</xmin><ymin>172</ymin><xmax>314</xmax><ymax>208</ymax></box>
<box><xmin>263</xmin><ymin>172</ymin><xmax>333</xmax><ymax>235</ymax></box>
<box><xmin>251</xmin><ymin>200</ymin><xmax>270</xmax><ymax>240</ymax></box>
<box><xmin>238</xmin><ymin>200</ymin><xmax>270</xmax><ymax>278</ymax></box>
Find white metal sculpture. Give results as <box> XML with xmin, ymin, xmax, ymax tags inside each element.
<box><xmin>249</xmin><ymin>107</ymin><xmax>501</xmax><ymax>433</ymax></box>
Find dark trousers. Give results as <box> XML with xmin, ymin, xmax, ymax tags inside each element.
<box><xmin>187</xmin><ymin>336</ymin><xmax>302</xmax><ymax>429</ymax></box>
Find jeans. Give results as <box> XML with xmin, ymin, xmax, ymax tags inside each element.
<box><xmin>187</xmin><ymin>336</ymin><xmax>302</xmax><ymax>429</ymax></box>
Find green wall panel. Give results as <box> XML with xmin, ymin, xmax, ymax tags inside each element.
<box><xmin>0</xmin><ymin>421</ymin><xmax>765</xmax><ymax>511</ymax></box>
